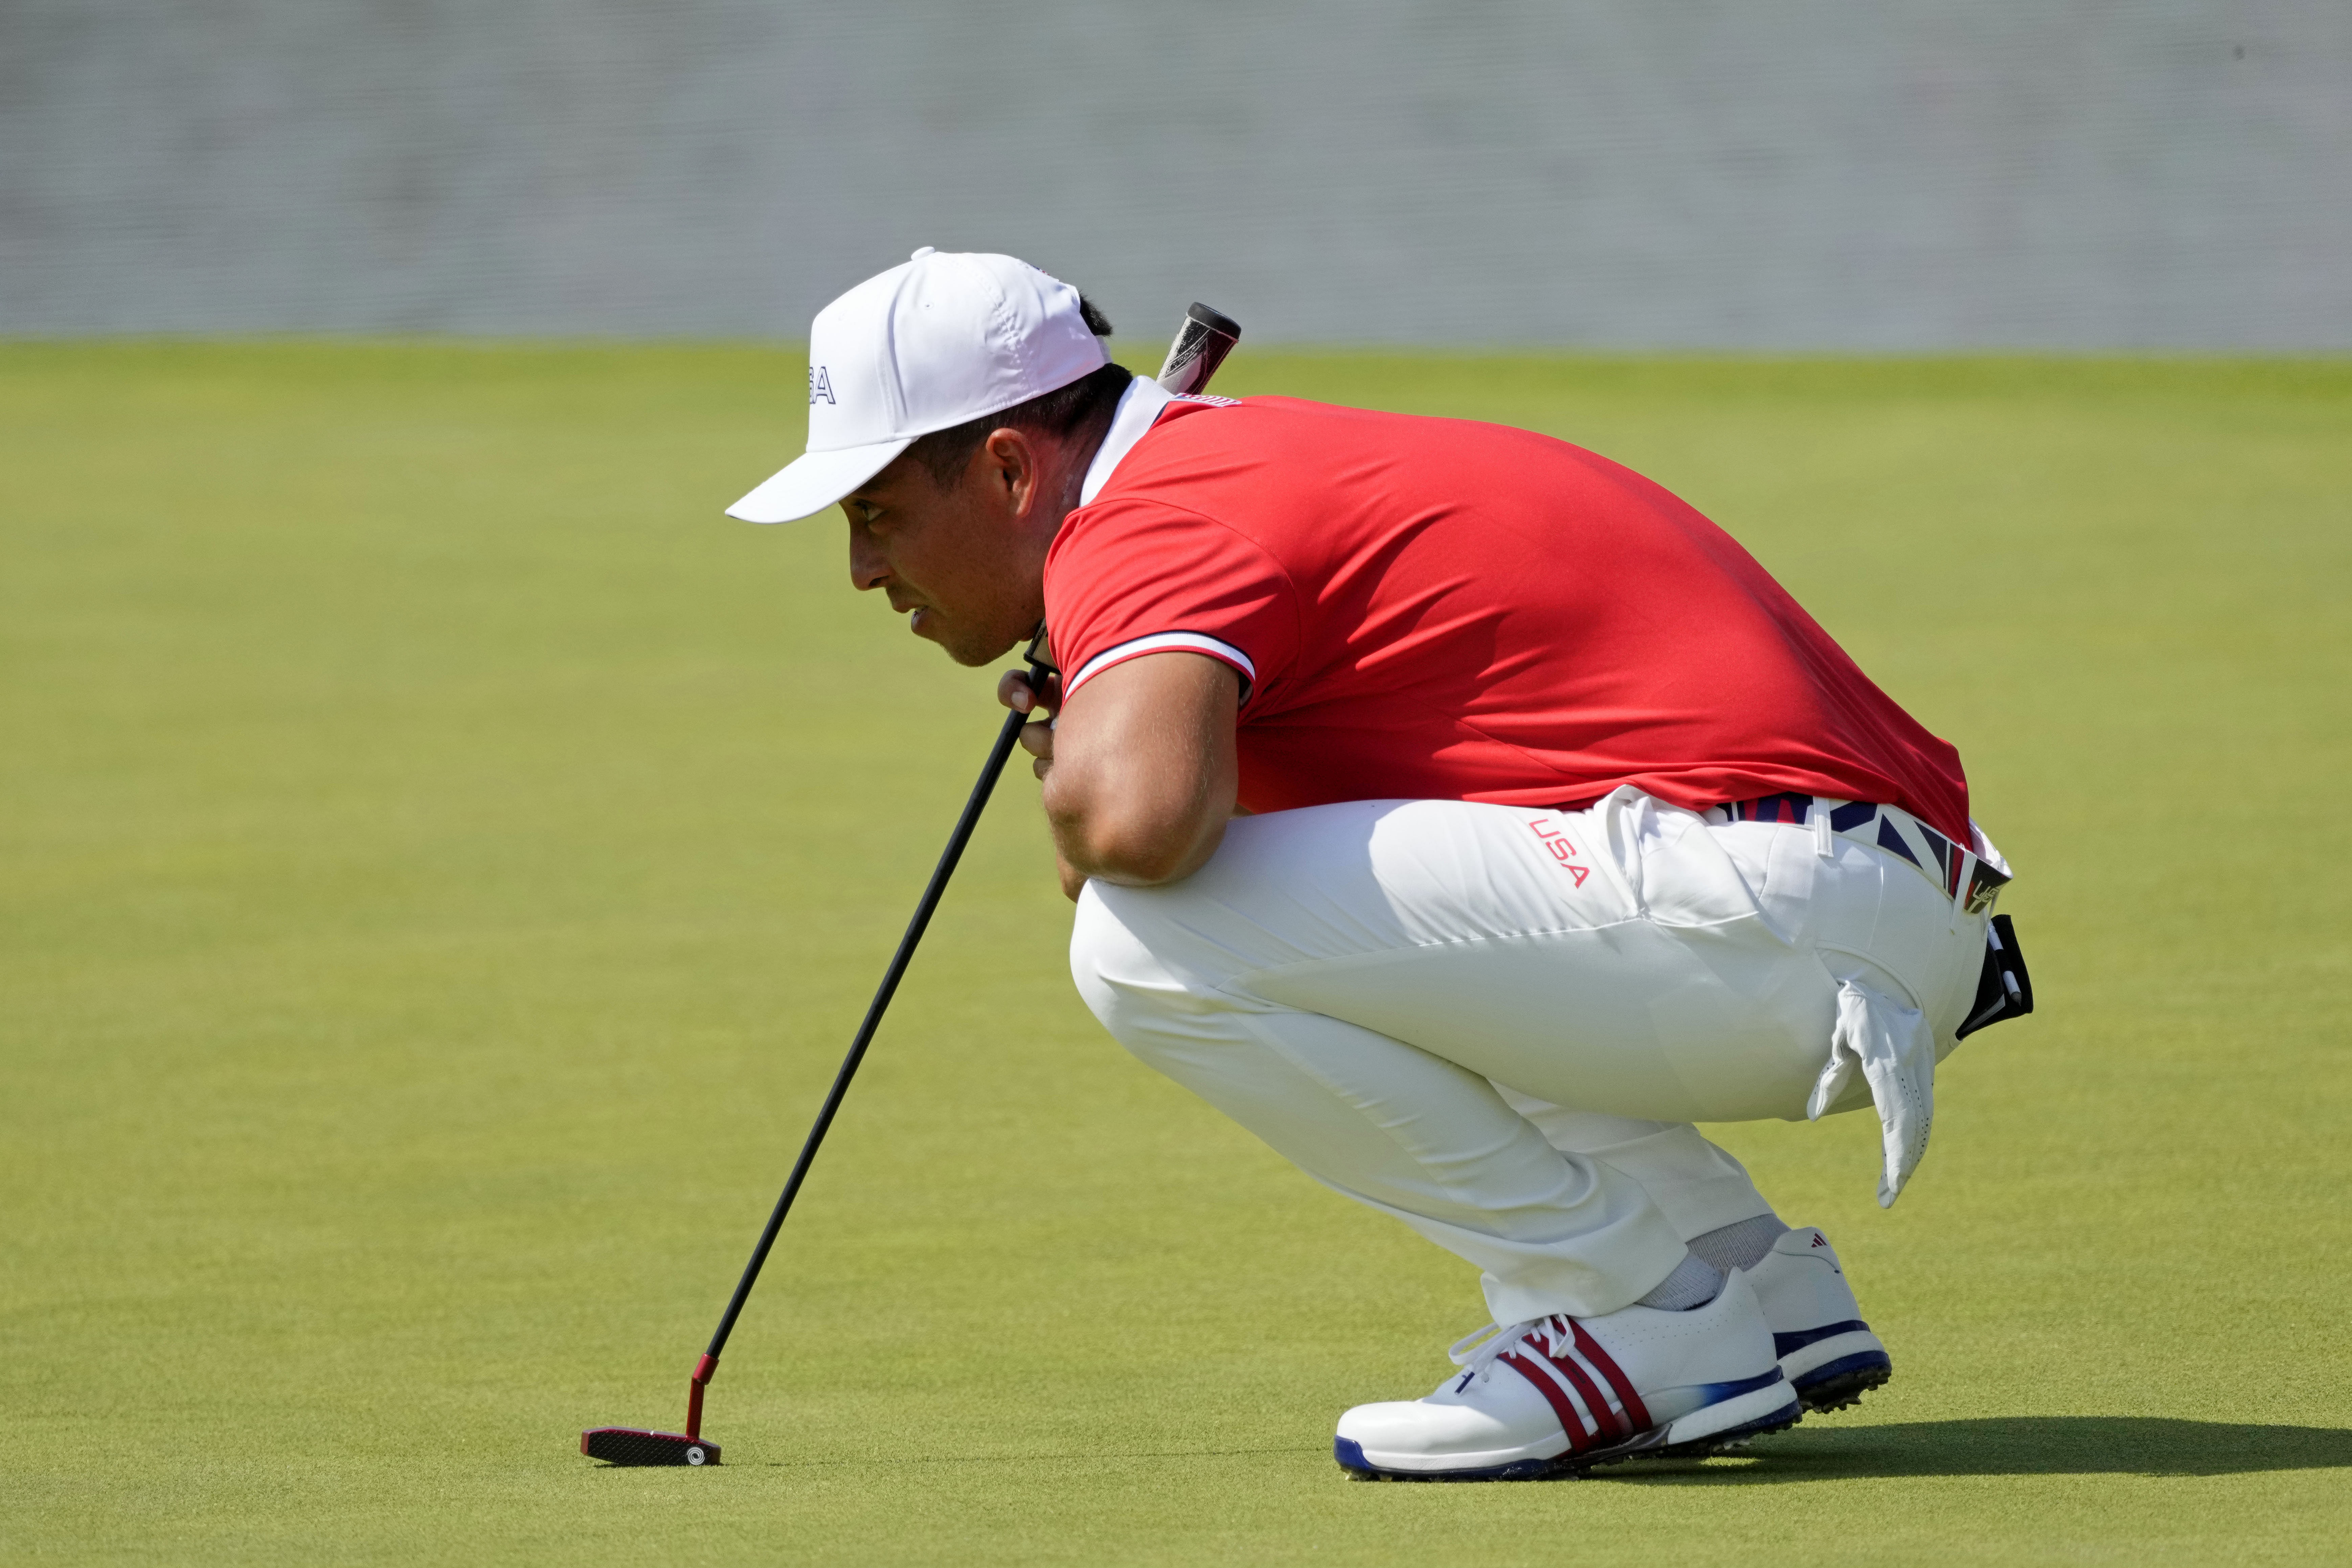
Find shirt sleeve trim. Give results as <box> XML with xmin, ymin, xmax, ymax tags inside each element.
<box><xmin>1065</xmin><ymin>632</ymin><xmax>1257</xmax><ymax>703</ymax></box>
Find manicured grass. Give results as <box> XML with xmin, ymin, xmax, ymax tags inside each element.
<box><xmin>2</xmin><ymin>343</ymin><xmax>2346</xmax><ymax>1564</ymax></box>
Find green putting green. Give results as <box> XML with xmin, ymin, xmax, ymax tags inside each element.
<box><xmin>2</xmin><ymin>343</ymin><xmax>2346</xmax><ymax>1564</ymax></box>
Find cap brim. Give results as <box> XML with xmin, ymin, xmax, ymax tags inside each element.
<box><xmin>724</xmin><ymin>438</ymin><xmax>915</xmax><ymax>524</ymax></box>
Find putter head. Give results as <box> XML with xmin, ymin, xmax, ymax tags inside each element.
<box><xmin>581</xmin><ymin>1426</ymin><xmax>721</xmax><ymax>1466</ymax></box>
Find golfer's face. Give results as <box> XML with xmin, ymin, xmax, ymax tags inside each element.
<box><xmin>841</xmin><ymin>457</ymin><xmax>1031</xmax><ymax>667</ymax></box>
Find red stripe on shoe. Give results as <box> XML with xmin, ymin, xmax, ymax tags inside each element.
<box><xmin>1571</xmin><ymin>1320</ymin><xmax>1653</xmax><ymax>1434</ymax></box>
<box><xmin>1536</xmin><ymin>1335</ymin><xmax>1621</xmax><ymax>1441</ymax></box>
<box><xmin>1501</xmin><ymin>1350</ymin><xmax>1593</xmax><ymax>1447</ymax></box>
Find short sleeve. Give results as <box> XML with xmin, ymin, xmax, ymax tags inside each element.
<box><xmin>1043</xmin><ymin>497</ymin><xmax>1300</xmax><ymax>707</ymax></box>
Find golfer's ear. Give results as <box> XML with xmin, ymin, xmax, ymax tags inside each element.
<box><xmin>983</xmin><ymin>428</ymin><xmax>1036</xmax><ymax>505</ymax></box>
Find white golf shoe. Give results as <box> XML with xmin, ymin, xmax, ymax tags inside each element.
<box><xmin>1332</xmin><ymin>1271</ymin><xmax>1800</xmax><ymax>1480</ymax></box>
<box><xmin>1740</xmin><ymin>1225</ymin><xmax>1893</xmax><ymax>1412</ymax></box>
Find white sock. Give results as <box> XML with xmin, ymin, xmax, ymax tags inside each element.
<box><xmin>1634</xmin><ymin>1251</ymin><xmax>1725</xmax><ymax>1311</ymax></box>
<box><xmin>1687</xmin><ymin>1214</ymin><xmax>1790</xmax><ymax>1274</ymax></box>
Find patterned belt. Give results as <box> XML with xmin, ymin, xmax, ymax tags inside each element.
<box><xmin>1721</xmin><ymin>792</ymin><xmax>2011</xmax><ymax>916</ymax></box>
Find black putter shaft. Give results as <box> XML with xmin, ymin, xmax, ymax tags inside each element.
<box><xmin>684</xmin><ymin>648</ymin><xmax>1050</xmax><ymax>1436</ymax></box>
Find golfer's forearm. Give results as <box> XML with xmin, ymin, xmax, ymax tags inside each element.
<box><xmin>1038</xmin><ymin>649</ymin><xmax>1242</xmax><ymax>894</ymax></box>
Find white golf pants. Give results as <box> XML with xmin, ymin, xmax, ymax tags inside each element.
<box><xmin>1070</xmin><ymin>788</ymin><xmax>1993</xmax><ymax>1324</ymax></box>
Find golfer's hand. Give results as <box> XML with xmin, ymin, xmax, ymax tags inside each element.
<box><xmin>999</xmin><ymin>668</ymin><xmax>1060</xmax><ymax>782</ymax></box>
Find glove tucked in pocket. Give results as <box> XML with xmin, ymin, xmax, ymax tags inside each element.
<box><xmin>1807</xmin><ymin>979</ymin><xmax>1935</xmax><ymax>1209</ymax></box>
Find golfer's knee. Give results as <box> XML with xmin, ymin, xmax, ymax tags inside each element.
<box><xmin>1068</xmin><ymin>882</ymin><xmax>1222</xmax><ymax>1058</ymax></box>
<box><xmin>1069</xmin><ymin>882</ymin><xmax>1162</xmax><ymax>1026</ymax></box>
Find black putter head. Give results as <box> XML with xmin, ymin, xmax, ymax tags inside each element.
<box><xmin>581</xmin><ymin>1426</ymin><xmax>721</xmax><ymax>1467</ymax></box>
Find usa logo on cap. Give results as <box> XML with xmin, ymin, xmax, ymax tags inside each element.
<box><xmin>728</xmin><ymin>249</ymin><xmax>1110</xmax><ymax>525</ymax></box>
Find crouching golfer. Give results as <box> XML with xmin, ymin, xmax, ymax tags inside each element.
<box><xmin>728</xmin><ymin>250</ymin><xmax>2017</xmax><ymax>1479</ymax></box>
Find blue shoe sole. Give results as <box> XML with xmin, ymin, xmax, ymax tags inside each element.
<box><xmin>1334</xmin><ymin>1437</ymin><xmax>1558</xmax><ymax>1482</ymax></box>
<box><xmin>1791</xmin><ymin>1349</ymin><xmax>1893</xmax><ymax>1413</ymax></box>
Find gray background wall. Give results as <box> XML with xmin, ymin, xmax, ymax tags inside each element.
<box><xmin>4</xmin><ymin>0</ymin><xmax>2347</xmax><ymax>346</ymax></box>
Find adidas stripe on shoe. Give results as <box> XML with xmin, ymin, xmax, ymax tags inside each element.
<box><xmin>1332</xmin><ymin>1271</ymin><xmax>1801</xmax><ymax>1480</ymax></box>
<box><xmin>1740</xmin><ymin>1225</ymin><xmax>1893</xmax><ymax>1412</ymax></box>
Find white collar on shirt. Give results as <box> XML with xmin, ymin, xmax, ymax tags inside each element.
<box><xmin>1077</xmin><ymin>375</ymin><xmax>1177</xmax><ymax>507</ymax></box>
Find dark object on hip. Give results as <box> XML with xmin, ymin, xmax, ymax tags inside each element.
<box><xmin>1956</xmin><ymin>914</ymin><xmax>2034</xmax><ymax>1040</ymax></box>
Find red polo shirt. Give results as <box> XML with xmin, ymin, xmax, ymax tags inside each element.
<box><xmin>1042</xmin><ymin>396</ymin><xmax>1971</xmax><ymax>843</ymax></box>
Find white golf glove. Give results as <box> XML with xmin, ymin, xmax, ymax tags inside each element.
<box><xmin>1808</xmin><ymin>978</ymin><xmax>1936</xmax><ymax>1208</ymax></box>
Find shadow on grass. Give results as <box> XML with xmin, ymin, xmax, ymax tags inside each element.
<box><xmin>582</xmin><ymin>1419</ymin><xmax>2352</xmax><ymax>1480</ymax></box>
<box><xmin>1612</xmin><ymin>1418</ymin><xmax>2352</xmax><ymax>1483</ymax></box>
<box><xmin>718</xmin><ymin>1446</ymin><xmax>1326</xmax><ymax>1470</ymax></box>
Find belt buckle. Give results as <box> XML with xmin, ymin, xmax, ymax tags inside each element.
<box><xmin>1963</xmin><ymin>859</ymin><xmax>2010</xmax><ymax>915</ymax></box>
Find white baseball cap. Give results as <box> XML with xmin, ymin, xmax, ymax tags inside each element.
<box><xmin>726</xmin><ymin>248</ymin><xmax>1111</xmax><ymax>524</ymax></box>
